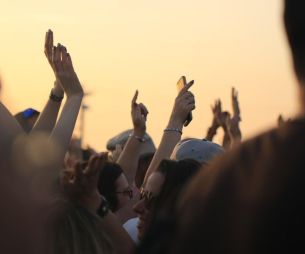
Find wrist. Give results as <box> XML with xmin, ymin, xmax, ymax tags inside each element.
<box><xmin>211</xmin><ymin>119</ymin><xmax>219</xmax><ymax>129</ymax></box>
<box><xmin>133</xmin><ymin>127</ymin><xmax>146</xmax><ymax>137</ymax></box>
<box><xmin>167</xmin><ymin>118</ymin><xmax>184</xmax><ymax>130</ymax></box>
<box><xmin>50</xmin><ymin>89</ymin><xmax>64</xmax><ymax>102</ymax></box>
<box><xmin>52</xmin><ymin>84</ymin><xmax>64</xmax><ymax>97</ymax></box>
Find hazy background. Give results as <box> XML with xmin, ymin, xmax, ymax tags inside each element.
<box><xmin>0</xmin><ymin>0</ymin><xmax>299</xmax><ymax>150</ymax></box>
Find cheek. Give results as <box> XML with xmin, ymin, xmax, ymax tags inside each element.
<box><xmin>116</xmin><ymin>194</ymin><xmax>129</xmax><ymax>208</ymax></box>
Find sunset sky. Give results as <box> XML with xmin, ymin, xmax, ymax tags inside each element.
<box><xmin>0</xmin><ymin>0</ymin><xmax>299</xmax><ymax>150</ymax></box>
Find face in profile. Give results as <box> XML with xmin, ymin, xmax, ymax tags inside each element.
<box><xmin>115</xmin><ymin>173</ymin><xmax>133</xmax><ymax>210</ymax></box>
<box><xmin>133</xmin><ymin>172</ymin><xmax>165</xmax><ymax>239</ymax></box>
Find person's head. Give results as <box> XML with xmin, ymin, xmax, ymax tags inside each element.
<box><xmin>135</xmin><ymin>152</ymin><xmax>154</xmax><ymax>189</ymax></box>
<box><xmin>106</xmin><ymin>129</ymin><xmax>156</xmax><ymax>161</ymax></box>
<box><xmin>284</xmin><ymin>0</ymin><xmax>305</xmax><ymax>106</ymax></box>
<box><xmin>14</xmin><ymin>108</ymin><xmax>40</xmax><ymax>133</ymax></box>
<box><xmin>170</xmin><ymin>138</ymin><xmax>224</xmax><ymax>164</ymax></box>
<box><xmin>47</xmin><ymin>198</ymin><xmax>113</xmax><ymax>254</ymax></box>
<box><xmin>133</xmin><ymin>159</ymin><xmax>201</xmax><ymax>240</ymax></box>
<box><xmin>98</xmin><ymin>162</ymin><xmax>133</xmax><ymax>212</ymax></box>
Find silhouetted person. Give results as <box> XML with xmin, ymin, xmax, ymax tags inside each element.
<box><xmin>168</xmin><ymin>1</ymin><xmax>305</xmax><ymax>254</ymax></box>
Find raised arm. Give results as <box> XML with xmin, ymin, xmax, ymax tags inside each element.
<box><xmin>32</xmin><ymin>30</ymin><xmax>64</xmax><ymax>134</ymax></box>
<box><xmin>47</xmin><ymin>32</ymin><xmax>83</xmax><ymax>166</ymax></box>
<box><xmin>0</xmin><ymin>78</ymin><xmax>24</xmax><ymax>153</ymax></box>
<box><xmin>116</xmin><ymin>90</ymin><xmax>149</xmax><ymax>185</ymax></box>
<box><xmin>206</xmin><ymin>99</ymin><xmax>221</xmax><ymax>141</ymax></box>
<box><xmin>0</xmin><ymin>102</ymin><xmax>24</xmax><ymax>154</ymax></box>
<box><xmin>62</xmin><ymin>153</ymin><xmax>135</xmax><ymax>254</ymax></box>
<box><xmin>143</xmin><ymin>79</ymin><xmax>195</xmax><ymax>184</ymax></box>
<box><xmin>227</xmin><ymin>87</ymin><xmax>242</xmax><ymax>146</ymax></box>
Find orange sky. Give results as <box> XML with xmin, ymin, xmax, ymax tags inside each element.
<box><xmin>0</xmin><ymin>0</ymin><xmax>299</xmax><ymax>150</ymax></box>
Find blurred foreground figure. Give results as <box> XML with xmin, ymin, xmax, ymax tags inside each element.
<box><xmin>169</xmin><ymin>1</ymin><xmax>305</xmax><ymax>253</ymax></box>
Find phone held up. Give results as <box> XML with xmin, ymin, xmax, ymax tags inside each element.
<box><xmin>177</xmin><ymin>76</ymin><xmax>193</xmax><ymax>127</ymax></box>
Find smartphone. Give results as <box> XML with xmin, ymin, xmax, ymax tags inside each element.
<box><xmin>177</xmin><ymin>76</ymin><xmax>193</xmax><ymax>127</ymax></box>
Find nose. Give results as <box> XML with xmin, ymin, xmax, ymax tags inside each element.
<box><xmin>133</xmin><ymin>198</ymin><xmax>146</xmax><ymax>215</ymax></box>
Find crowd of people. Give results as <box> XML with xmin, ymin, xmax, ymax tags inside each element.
<box><xmin>0</xmin><ymin>1</ymin><xmax>304</xmax><ymax>253</ymax></box>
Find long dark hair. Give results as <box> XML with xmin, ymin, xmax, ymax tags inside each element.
<box><xmin>136</xmin><ymin>159</ymin><xmax>202</xmax><ymax>254</ymax></box>
<box><xmin>97</xmin><ymin>162</ymin><xmax>123</xmax><ymax>212</ymax></box>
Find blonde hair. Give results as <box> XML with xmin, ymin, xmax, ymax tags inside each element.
<box><xmin>47</xmin><ymin>197</ymin><xmax>113</xmax><ymax>254</ymax></box>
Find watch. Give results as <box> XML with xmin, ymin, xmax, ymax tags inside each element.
<box><xmin>49</xmin><ymin>89</ymin><xmax>64</xmax><ymax>102</ymax></box>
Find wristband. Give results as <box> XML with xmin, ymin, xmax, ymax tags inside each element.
<box><xmin>49</xmin><ymin>89</ymin><xmax>64</xmax><ymax>102</ymax></box>
<box><xmin>164</xmin><ymin>128</ymin><xmax>182</xmax><ymax>135</ymax></box>
<box><xmin>129</xmin><ymin>134</ymin><xmax>146</xmax><ymax>143</ymax></box>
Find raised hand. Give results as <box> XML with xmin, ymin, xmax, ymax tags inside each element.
<box><xmin>232</xmin><ymin>87</ymin><xmax>241</xmax><ymax>121</ymax></box>
<box><xmin>62</xmin><ymin>153</ymin><xmax>108</xmax><ymax>212</ymax></box>
<box><xmin>46</xmin><ymin>30</ymin><xmax>83</xmax><ymax>97</ymax></box>
<box><xmin>143</xmin><ymin>78</ymin><xmax>195</xmax><ymax>184</ymax></box>
<box><xmin>52</xmin><ymin>44</ymin><xmax>83</xmax><ymax>97</ymax></box>
<box><xmin>169</xmin><ymin>80</ymin><xmax>195</xmax><ymax>128</ymax></box>
<box><xmin>45</xmin><ymin>30</ymin><xmax>64</xmax><ymax>97</ymax></box>
<box><xmin>131</xmin><ymin>90</ymin><xmax>148</xmax><ymax>136</ymax></box>
<box><xmin>211</xmin><ymin>99</ymin><xmax>222</xmax><ymax>127</ymax></box>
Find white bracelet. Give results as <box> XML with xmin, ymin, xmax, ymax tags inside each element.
<box><xmin>164</xmin><ymin>128</ymin><xmax>182</xmax><ymax>135</ymax></box>
<box><xmin>129</xmin><ymin>134</ymin><xmax>146</xmax><ymax>143</ymax></box>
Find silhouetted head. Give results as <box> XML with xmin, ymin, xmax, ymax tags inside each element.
<box><xmin>284</xmin><ymin>1</ymin><xmax>305</xmax><ymax>83</ymax></box>
<box><xmin>133</xmin><ymin>159</ymin><xmax>201</xmax><ymax>240</ymax></box>
<box><xmin>97</xmin><ymin>162</ymin><xmax>132</xmax><ymax>212</ymax></box>
<box><xmin>14</xmin><ymin>108</ymin><xmax>40</xmax><ymax>133</ymax></box>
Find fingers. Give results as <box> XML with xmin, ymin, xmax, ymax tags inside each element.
<box><xmin>44</xmin><ymin>29</ymin><xmax>53</xmax><ymax>60</ymax></box>
<box><xmin>138</xmin><ymin>103</ymin><xmax>149</xmax><ymax>118</ymax></box>
<box><xmin>178</xmin><ymin>80</ymin><xmax>194</xmax><ymax>96</ymax></box>
<box><xmin>83</xmin><ymin>155</ymin><xmax>99</xmax><ymax>175</ymax></box>
<box><xmin>132</xmin><ymin>90</ymin><xmax>138</xmax><ymax>106</ymax></box>
<box><xmin>61</xmin><ymin>45</ymin><xmax>68</xmax><ymax>65</ymax></box>
<box><xmin>52</xmin><ymin>45</ymin><xmax>62</xmax><ymax>72</ymax></box>
<box><xmin>232</xmin><ymin>87</ymin><xmax>238</xmax><ymax>100</ymax></box>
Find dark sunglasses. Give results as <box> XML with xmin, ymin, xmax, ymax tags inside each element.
<box><xmin>116</xmin><ymin>188</ymin><xmax>133</xmax><ymax>199</ymax></box>
<box><xmin>139</xmin><ymin>188</ymin><xmax>158</xmax><ymax>209</ymax></box>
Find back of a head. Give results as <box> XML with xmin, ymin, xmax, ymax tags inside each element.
<box><xmin>135</xmin><ymin>152</ymin><xmax>154</xmax><ymax>189</ymax></box>
<box><xmin>136</xmin><ymin>159</ymin><xmax>201</xmax><ymax>254</ymax></box>
<box><xmin>155</xmin><ymin>159</ymin><xmax>202</xmax><ymax>216</ymax></box>
<box><xmin>284</xmin><ymin>0</ymin><xmax>305</xmax><ymax>82</ymax></box>
<box><xmin>14</xmin><ymin>108</ymin><xmax>40</xmax><ymax>133</ymax></box>
<box><xmin>97</xmin><ymin>162</ymin><xmax>123</xmax><ymax>212</ymax></box>
<box><xmin>106</xmin><ymin>129</ymin><xmax>156</xmax><ymax>154</ymax></box>
<box><xmin>48</xmin><ymin>199</ymin><xmax>113</xmax><ymax>254</ymax></box>
<box><xmin>170</xmin><ymin>138</ymin><xmax>224</xmax><ymax>164</ymax></box>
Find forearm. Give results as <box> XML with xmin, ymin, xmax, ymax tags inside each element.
<box><xmin>222</xmin><ymin>128</ymin><xmax>231</xmax><ymax>149</ymax></box>
<box><xmin>144</xmin><ymin>120</ymin><xmax>183</xmax><ymax>184</ymax></box>
<box><xmin>117</xmin><ymin>129</ymin><xmax>145</xmax><ymax>185</ymax></box>
<box><xmin>206</xmin><ymin>122</ymin><xmax>219</xmax><ymax>141</ymax></box>
<box><xmin>32</xmin><ymin>99</ymin><xmax>62</xmax><ymax>134</ymax></box>
<box><xmin>49</xmin><ymin>94</ymin><xmax>83</xmax><ymax>165</ymax></box>
<box><xmin>229</xmin><ymin>124</ymin><xmax>242</xmax><ymax>147</ymax></box>
<box><xmin>32</xmin><ymin>83</ymin><xmax>64</xmax><ymax>134</ymax></box>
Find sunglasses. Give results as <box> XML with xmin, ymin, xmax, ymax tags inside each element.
<box><xmin>139</xmin><ymin>188</ymin><xmax>158</xmax><ymax>209</ymax></box>
<box><xmin>116</xmin><ymin>188</ymin><xmax>133</xmax><ymax>199</ymax></box>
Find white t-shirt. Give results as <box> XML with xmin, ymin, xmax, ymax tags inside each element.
<box><xmin>123</xmin><ymin>217</ymin><xmax>139</xmax><ymax>244</ymax></box>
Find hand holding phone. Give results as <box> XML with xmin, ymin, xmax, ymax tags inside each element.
<box><xmin>177</xmin><ymin>76</ymin><xmax>193</xmax><ymax>127</ymax></box>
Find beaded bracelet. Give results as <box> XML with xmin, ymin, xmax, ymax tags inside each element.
<box><xmin>164</xmin><ymin>128</ymin><xmax>182</xmax><ymax>135</ymax></box>
<box><xmin>129</xmin><ymin>134</ymin><xmax>146</xmax><ymax>143</ymax></box>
